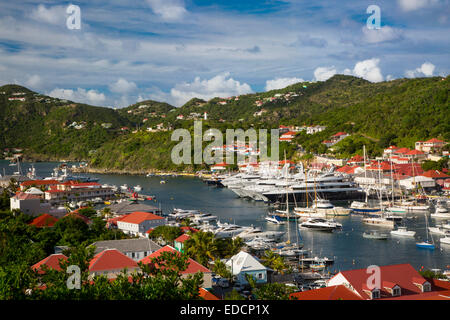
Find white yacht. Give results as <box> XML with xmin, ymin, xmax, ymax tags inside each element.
<box><xmin>120</xmin><ymin>184</ymin><xmax>128</xmax><ymax>191</ymax></box>
<box><xmin>298</xmin><ymin>218</ymin><xmax>342</xmax><ymax>232</ymax></box>
<box><xmin>390</xmin><ymin>227</ymin><xmax>416</xmax><ymax>237</ymax></box>
<box><xmin>265</xmin><ymin>215</ymin><xmax>285</xmax><ymax>225</ymax></box>
<box><xmin>134</xmin><ymin>185</ymin><xmax>142</xmax><ymax>192</ymax></box>
<box><xmin>440</xmin><ymin>236</ymin><xmax>450</xmax><ymax>245</ymax></box>
<box><xmin>191</xmin><ymin>213</ymin><xmax>218</xmax><ymax>224</ymax></box>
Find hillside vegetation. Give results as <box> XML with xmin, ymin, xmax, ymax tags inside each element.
<box><xmin>0</xmin><ymin>75</ymin><xmax>448</xmax><ymax>171</ymax></box>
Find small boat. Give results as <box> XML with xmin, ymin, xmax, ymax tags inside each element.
<box><xmin>431</xmin><ymin>207</ymin><xmax>450</xmax><ymax>219</ymax></box>
<box><xmin>160</xmin><ymin>180</ymin><xmax>166</xmax><ymax>184</ymax></box>
<box><xmin>310</xmin><ymin>262</ymin><xmax>326</xmax><ymax>272</ymax></box>
<box><xmin>120</xmin><ymin>184</ymin><xmax>128</xmax><ymax>191</ymax></box>
<box><xmin>416</xmin><ymin>241</ymin><xmax>435</xmax><ymax>250</ymax></box>
<box><xmin>363</xmin><ymin>231</ymin><xmax>388</xmax><ymax>240</ymax></box>
<box><xmin>265</xmin><ymin>215</ymin><xmax>285</xmax><ymax>225</ymax></box>
<box><xmin>385</xmin><ymin>213</ymin><xmax>404</xmax><ymax>222</ymax></box>
<box><xmin>134</xmin><ymin>185</ymin><xmax>142</xmax><ymax>192</ymax></box>
<box><xmin>440</xmin><ymin>236</ymin><xmax>450</xmax><ymax>245</ymax></box>
<box><xmin>146</xmin><ymin>173</ymin><xmax>155</xmax><ymax>177</ymax></box>
<box><xmin>386</xmin><ymin>206</ymin><xmax>407</xmax><ymax>214</ymax></box>
<box><xmin>416</xmin><ymin>214</ymin><xmax>435</xmax><ymax>250</ymax></box>
<box><xmin>350</xmin><ymin>201</ymin><xmax>381</xmax><ymax>214</ymax></box>
<box><xmin>390</xmin><ymin>227</ymin><xmax>416</xmax><ymax>238</ymax></box>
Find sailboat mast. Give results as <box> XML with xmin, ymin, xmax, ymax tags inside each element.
<box><xmin>390</xmin><ymin>154</ymin><xmax>395</xmax><ymax>204</ymax></box>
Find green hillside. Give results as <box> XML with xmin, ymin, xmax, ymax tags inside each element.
<box><xmin>0</xmin><ymin>75</ymin><xmax>448</xmax><ymax>170</ymax></box>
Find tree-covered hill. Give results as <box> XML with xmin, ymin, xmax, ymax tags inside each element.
<box><xmin>0</xmin><ymin>74</ymin><xmax>448</xmax><ymax>169</ymax></box>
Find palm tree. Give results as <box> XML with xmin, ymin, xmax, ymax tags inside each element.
<box><xmin>184</xmin><ymin>231</ymin><xmax>217</xmax><ymax>267</ymax></box>
<box><xmin>261</xmin><ymin>250</ymin><xmax>287</xmax><ymax>274</ymax></box>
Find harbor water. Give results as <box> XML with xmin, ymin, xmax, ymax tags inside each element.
<box><xmin>2</xmin><ymin>160</ymin><xmax>449</xmax><ymax>273</ymax></box>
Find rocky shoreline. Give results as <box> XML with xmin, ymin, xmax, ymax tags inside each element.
<box><xmin>71</xmin><ymin>166</ymin><xmax>200</xmax><ymax>177</ymax></box>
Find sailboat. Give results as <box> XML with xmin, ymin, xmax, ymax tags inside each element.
<box><xmin>350</xmin><ymin>146</ymin><xmax>381</xmax><ymax>213</ymax></box>
<box><xmin>416</xmin><ymin>214</ymin><xmax>435</xmax><ymax>250</ymax></box>
<box><xmin>362</xmin><ymin>161</ymin><xmax>395</xmax><ymax>228</ymax></box>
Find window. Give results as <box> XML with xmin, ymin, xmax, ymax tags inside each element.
<box><xmin>392</xmin><ymin>287</ymin><xmax>401</xmax><ymax>296</ymax></box>
<box><xmin>258</xmin><ymin>273</ymin><xmax>263</xmax><ymax>279</ymax></box>
<box><xmin>372</xmin><ymin>290</ymin><xmax>380</xmax><ymax>299</ymax></box>
<box><xmin>423</xmin><ymin>283</ymin><xmax>431</xmax><ymax>292</ymax></box>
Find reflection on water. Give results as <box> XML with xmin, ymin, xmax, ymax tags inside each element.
<box><xmin>1</xmin><ymin>161</ymin><xmax>449</xmax><ymax>272</ymax></box>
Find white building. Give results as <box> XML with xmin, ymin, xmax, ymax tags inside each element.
<box><xmin>117</xmin><ymin>211</ymin><xmax>167</xmax><ymax>237</ymax></box>
<box><xmin>398</xmin><ymin>176</ymin><xmax>436</xmax><ymax>190</ymax></box>
<box><xmin>226</xmin><ymin>251</ymin><xmax>269</xmax><ymax>285</ymax></box>
<box><xmin>91</xmin><ymin>238</ymin><xmax>161</xmax><ymax>261</ymax></box>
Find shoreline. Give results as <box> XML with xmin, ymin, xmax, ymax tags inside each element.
<box><xmin>71</xmin><ymin>166</ymin><xmax>203</xmax><ymax>177</ymax></box>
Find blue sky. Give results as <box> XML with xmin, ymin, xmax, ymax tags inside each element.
<box><xmin>0</xmin><ymin>0</ymin><xmax>448</xmax><ymax>107</ymax></box>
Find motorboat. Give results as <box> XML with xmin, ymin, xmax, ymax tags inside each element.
<box><xmin>298</xmin><ymin>218</ymin><xmax>342</xmax><ymax>232</ymax></box>
<box><xmin>385</xmin><ymin>213</ymin><xmax>404</xmax><ymax>222</ymax></box>
<box><xmin>390</xmin><ymin>227</ymin><xmax>416</xmax><ymax>237</ymax></box>
<box><xmin>265</xmin><ymin>215</ymin><xmax>285</xmax><ymax>225</ymax></box>
<box><xmin>428</xmin><ymin>226</ymin><xmax>449</xmax><ymax>236</ymax></box>
<box><xmin>134</xmin><ymin>185</ymin><xmax>142</xmax><ymax>192</ymax></box>
<box><xmin>431</xmin><ymin>206</ymin><xmax>450</xmax><ymax>219</ymax></box>
<box><xmin>440</xmin><ymin>236</ymin><xmax>450</xmax><ymax>245</ymax></box>
<box><xmin>363</xmin><ymin>231</ymin><xmax>388</xmax><ymax>240</ymax></box>
<box><xmin>191</xmin><ymin>213</ymin><xmax>218</xmax><ymax>224</ymax></box>
<box><xmin>120</xmin><ymin>184</ymin><xmax>128</xmax><ymax>191</ymax></box>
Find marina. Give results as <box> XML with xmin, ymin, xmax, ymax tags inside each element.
<box><xmin>1</xmin><ymin>160</ymin><xmax>449</xmax><ymax>274</ymax></box>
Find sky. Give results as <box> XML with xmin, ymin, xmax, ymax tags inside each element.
<box><xmin>0</xmin><ymin>0</ymin><xmax>449</xmax><ymax>107</ymax></box>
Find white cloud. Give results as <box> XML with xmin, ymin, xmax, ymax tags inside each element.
<box><xmin>398</xmin><ymin>0</ymin><xmax>439</xmax><ymax>11</ymax></box>
<box><xmin>265</xmin><ymin>77</ymin><xmax>304</xmax><ymax>91</ymax></box>
<box><xmin>362</xmin><ymin>26</ymin><xmax>403</xmax><ymax>44</ymax></box>
<box><xmin>109</xmin><ymin>78</ymin><xmax>137</xmax><ymax>94</ymax></box>
<box><xmin>146</xmin><ymin>0</ymin><xmax>187</xmax><ymax>21</ymax></box>
<box><xmin>48</xmin><ymin>88</ymin><xmax>106</xmax><ymax>105</ymax></box>
<box><xmin>314</xmin><ymin>66</ymin><xmax>337</xmax><ymax>81</ymax></box>
<box><xmin>29</xmin><ymin>4</ymin><xmax>66</xmax><ymax>25</ymax></box>
<box><xmin>158</xmin><ymin>73</ymin><xmax>252</xmax><ymax>107</ymax></box>
<box><xmin>405</xmin><ymin>62</ymin><xmax>436</xmax><ymax>78</ymax></box>
<box><xmin>25</xmin><ymin>74</ymin><xmax>42</xmax><ymax>89</ymax></box>
<box><xmin>352</xmin><ymin>58</ymin><xmax>384</xmax><ymax>82</ymax></box>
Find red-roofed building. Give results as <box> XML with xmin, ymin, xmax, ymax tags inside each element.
<box><xmin>64</xmin><ymin>210</ymin><xmax>92</xmax><ymax>224</ymax></box>
<box><xmin>290</xmin><ymin>285</ymin><xmax>363</xmax><ymax>300</ymax></box>
<box><xmin>327</xmin><ymin>263</ymin><xmax>450</xmax><ymax>300</ymax></box>
<box><xmin>393</xmin><ymin>147</ymin><xmax>411</xmax><ymax>155</ymax></box>
<box><xmin>20</xmin><ymin>179</ymin><xmax>59</xmax><ymax>191</ymax></box>
<box><xmin>416</xmin><ymin>138</ymin><xmax>447</xmax><ymax>153</ymax></box>
<box><xmin>44</xmin><ymin>181</ymin><xmax>114</xmax><ymax>205</ymax></box>
<box><xmin>140</xmin><ymin>245</ymin><xmax>212</xmax><ymax>288</ymax></box>
<box><xmin>89</xmin><ymin>249</ymin><xmax>139</xmax><ymax>279</ymax></box>
<box><xmin>32</xmin><ymin>254</ymin><xmax>68</xmax><ymax>274</ymax></box>
<box><xmin>180</xmin><ymin>226</ymin><xmax>199</xmax><ymax>234</ymax></box>
<box><xmin>422</xmin><ymin>170</ymin><xmax>450</xmax><ymax>186</ymax></box>
<box><xmin>347</xmin><ymin>154</ymin><xmax>364</xmax><ymax>165</ymax></box>
<box><xmin>29</xmin><ymin>213</ymin><xmax>58</xmax><ymax>228</ymax></box>
<box><xmin>384</xmin><ymin>145</ymin><xmax>398</xmax><ymax>156</ymax></box>
<box><xmin>336</xmin><ymin>165</ymin><xmax>363</xmax><ymax>175</ymax></box>
<box><xmin>174</xmin><ymin>234</ymin><xmax>190</xmax><ymax>253</ymax></box>
<box><xmin>117</xmin><ymin>211</ymin><xmax>167</xmax><ymax>237</ymax></box>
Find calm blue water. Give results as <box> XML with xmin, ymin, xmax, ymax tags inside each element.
<box><xmin>2</xmin><ymin>160</ymin><xmax>449</xmax><ymax>273</ymax></box>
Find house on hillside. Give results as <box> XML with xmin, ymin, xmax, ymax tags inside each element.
<box><xmin>89</xmin><ymin>249</ymin><xmax>140</xmax><ymax>279</ymax></box>
<box><xmin>117</xmin><ymin>211</ymin><xmax>167</xmax><ymax>237</ymax></box>
<box><xmin>327</xmin><ymin>263</ymin><xmax>450</xmax><ymax>300</ymax></box>
<box><xmin>140</xmin><ymin>245</ymin><xmax>213</xmax><ymax>289</ymax></box>
<box><xmin>90</xmin><ymin>238</ymin><xmax>161</xmax><ymax>261</ymax></box>
<box><xmin>225</xmin><ymin>251</ymin><xmax>269</xmax><ymax>285</ymax></box>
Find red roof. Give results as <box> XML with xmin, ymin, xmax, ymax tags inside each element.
<box><xmin>180</xmin><ymin>226</ymin><xmax>199</xmax><ymax>233</ymax></box>
<box><xmin>333</xmin><ymin>132</ymin><xmax>347</xmax><ymax>137</ymax></box>
<box><xmin>394</xmin><ymin>147</ymin><xmax>411</xmax><ymax>154</ymax></box>
<box><xmin>64</xmin><ymin>210</ymin><xmax>91</xmax><ymax>224</ymax></box>
<box><xmin>175</xmin><ymin>234</ymin><xmax>191</xmax><ymax>243</ymax></box>
<box><xmin>425</xmin><ymin>138</ymin><xmax>445</xmax><ymax>143</ymax></box>
<box><xmin>405</xmin><ymin>150</ymin><xmax>425</xmax><ymax>156</ymax></box>
<box><xmin>61</xmin><ymin>181</ymin><xmax>101</xmax><ymax>187</ymax></box>
<box><xmin>32</xmin><ymin>254</ymin><xmax>68</xmax><ymax>273</ymax></box>
<box><xmin>119</xmin><ymin>211</ymin><xmax>165</xmax><ymax>224</ymax></box>
<box><xmin>139</xmin><ymin>246</ymin><xmax>211</xmax><ymax>274</ymax></box>
<box><xmin>12</xmin><ymin>192</ymin><xmax>41</xmax><ymax>200</ymax></box>
<box><xmin>21</xmin><ymin>179</ymin><xmax>59</xmax><ymax>187</ymax></box>
<box><xmin>332</xmin><ymin>263</ymin><xmax>438</xmax><ymax>300</ymax></box>
<box><xmin>290</xmin><ymin>285</ymin><xmax>363</xmax><ymax>300</ymax></box>
<box><xmin>337</xmin><ymin>165</ymin><xmax>361</xmax><ymax>174</ymax></box>
<box><xmin>29</xmin><ymin>214</ymin><xmax>58</xmax><ymax>228</ymax></box>
<box><xmin>348</xmin><ymin>154</ymin><xmax>364</xmax><ymax>162</ymax></box>
<box><xmin>89</xmin><ymin>249</ymin><xmax>138</xmax><ymax>272</ymax></box>
<box><xmin>199</xmin><ymin>288</ymin><xmax>220</xmax><ymax>300</ymax></box>
<box><xmin>422</xmin><ymin>170</ymin><xmax>449</xmax><ymax>179</ymax></box>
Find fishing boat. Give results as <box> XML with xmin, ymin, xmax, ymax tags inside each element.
<box><xmin>390</xmin><ymin>227</ymin><xmax>416</xmax><ymax>238</ymax></box>
<box><xmin>363</xmin><ymin>231</ymin><xmax>388</xmax><ymax>240</ymax></box>
<box><xmin>416</xmin><ymin>214</ymin><xmax>435</xmax><ymax>250</ymax></box>
<box><xmin>265</xmin><ymin>215</ymin><xmax>285</xmax><ymax>225</ymax></box>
